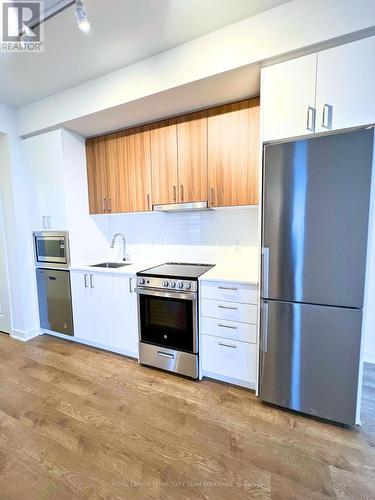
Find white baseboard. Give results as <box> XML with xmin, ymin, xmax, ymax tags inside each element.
<box><xmin>11</xmin><ymin>328</ymin><xmax>40</xmax><ymax>342</ymax></box>
<box><xmin>364</xmin><ymin>350</ymin><xmax>375</xmax><ymax>364</ymax></box>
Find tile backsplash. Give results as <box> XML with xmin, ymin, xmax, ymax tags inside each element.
<box><xmin>92</xmin><ymin>206</ymin><xmax>259</xmax><ymax>264</ymax></box>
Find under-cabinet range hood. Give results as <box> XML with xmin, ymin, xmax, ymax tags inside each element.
<box><xmin>153</xmin><ymin>201</ymin><xmax>212</xmax><ymax>212</ymax></box>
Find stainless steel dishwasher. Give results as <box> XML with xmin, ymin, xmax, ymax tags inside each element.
<box><xmin>36</xmin><ymin>268</ymin><xmax>74</xmax><ymax>335</ymax></box>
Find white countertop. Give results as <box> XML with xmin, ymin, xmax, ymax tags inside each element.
<box><xmin>198</xmin><ymin>248</ymin><xmax>259</xmax><ymax>285</ymax></box>
<box><xmin>70</xmin><ymin>260</ymin><xmax>159</xmax><ymax>276</ymax></box>
<box><xmin>71</xmin><ymin>248</ymin><xmax>259</xmax><ymax>285</ymax></box>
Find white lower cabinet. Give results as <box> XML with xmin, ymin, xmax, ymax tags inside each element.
<box><xmin>201</xmin><ymin>317</ymin><xmax>257</xmax><ymax>344</ymax></box>
<box><xmin>113</xmin><ymin>275</ymin><xmax>138</xmax><ymax>354</ymax></box>
<box><xmin>71</xmin><ymin>271</ymin><xmax>138</xmax><ymax>357</ymax></box>
<box><xmin>202</xmin><ymin>335</ymin><xmax>256</xmax><ymax>385</ymax></box>
<box><xmin>200</xmin><ymin>280</ymin><xmax>258</xmax><ymax>389</ymax></box>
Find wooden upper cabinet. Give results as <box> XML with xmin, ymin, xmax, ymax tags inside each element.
<box><xmin>86</xmin><ymin>98</ymin><xmax>260</xmax><ymax>213</ymax></box>
<box><xmin>104</xmin><ymin>133</ymin><xmax>121</xmax><ymax>213</ymax></box>
<box><xmin>208</xmin><ymin>98</ymin><xmax>260</xmax><ymax>207</ymax></box>
<box><xmin>118</xmin><ymin>126</ymin><xmax>152</xmax><ymax>212</ymax></box>
<box><xmin>86</xmin><ymin>136</ymin><xmax>108</xmax><ymax>214</ymax></box>
<box><xmin>150</xmin><ymin>119</ymin><xmax>178</xmax><ymax>205</ymax></box>
<box><xmin>177</xmin><ymin>111</ymin><xmax>208</xmax><ymax>203</ymax></box>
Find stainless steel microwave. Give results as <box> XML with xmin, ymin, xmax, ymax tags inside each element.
<box><xmin>33</xmin><ymin>231</ymin><xmax>70</xmax><ymax>268</ymax></box>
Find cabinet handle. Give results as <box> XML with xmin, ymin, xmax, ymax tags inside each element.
<box><xmin>306</xmin><ymin>105</ymin><xmax>315</xmax><ymax>131</ymax></box>
<box><xmin>108</xmin><ymin>198</ymin><xmax>112</xmax><ymax>212</ymax></box>
<box><xmin>90</xmin><ymin>274</ymin><xmax>94</xmax><ymax>288</ymax></box>
<box><xmin>42</xmin><ymin>216</ymin><xmax>48</xmax><ymax>229</ymax></box>
<box><xmin>129</xmin><ymin>277</ymin><xmax>133</xmax><ymax>293</ymax></box>
<box><xmin>47</xmin><ymin>215</ymin><xmax>52</xmax><ymax>229</ymax></box>
<box><xmin>262</xmin><ymin>247</ymin><xmax>270</xmax><ymax>299</ymax></box>
<box><xmin>102</xmin><ymin>198</ymin><xmax>107</xmax><ymax>213</ymax></box>
<box><xmin>322</xmin><ymin>104</ymin><xmax>332</xmax><ymax>129</ymax></box>
<box><xmin>210</xmin><ymin>187</ymin><xmax>214</xmax><ymax>206</ymax></box>
<box><xmin>218</xmin><ymin>305</ymin><xmax>237</xmax><ymax>310</ymax></box>
<box><xmin>218</xmin><ymin>342</ymin><xmax>237</xmax><ymax>349</ymax></box>
<box><xmin>173</xmin><ymin>185</ymin><xmax>177</xmax><ymax>202</ymax></box>
<box><xmin>157</xmin><ymin>351</ymin><xmax>174</xmax><ymax>359</ymax></box>
<box><xmin>218</xmin><ymin>286</ymin><xmax>238</xmax><ymax>291</ymax></box>
<box><xmin>147</xmin><ymin>194</ymin><xmax>151</xmax><ymax>211</ymax></box>
<box><xmin>261</xmin><ymin>301</ymin><xmax>269</xmax><ymax>353</ymax></box>
<box><xmin>180</xmin><ymin>185</ymin><xmax>184</xmax><ymax>202</ymax></box>
<box><xmin>218</xmin><ymin>323</ymin><xmax>238</xmax><ymax>330</ymax></box>
<box><xmin>84</xmin><ymin>274</ymin><xmax>89</xmax><ymax>288</ymax></box>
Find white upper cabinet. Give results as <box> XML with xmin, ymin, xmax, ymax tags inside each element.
<box><xmin>261</xmin><ymin>53</ymin><xmax>317</xmax><ymax>142</ymax></box>
<box><xmin>315</xmin><ymin>36</ymin><xmax>375</xmax><ymax>133</ymax></box>
<box><xmin>261</xmin><ymin>36</ymin><xmax>375</xmax><ymax>142</ymax></box>
<box><xmin>24</xmin><ymin>130</ymin><xmax>66</xmax><ymax>231</ymax></box>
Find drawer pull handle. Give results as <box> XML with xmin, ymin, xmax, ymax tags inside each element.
<box><xmin>218</xmin><ymin>286</ymin><xmax>238</xmax><ymax>291</ymax></box>
<box><xmin>218</xmin><ymin>342</ymin><xmax>237</xmax><ymax>349</ymax></box>
<box><xmin>157</xmin><ymin>351</ymin><xmax>174</xmax><ymax>359</ymax></box>
<box><xmin>218</xmin><ymin>323</ymin><xmax>238</xmax><ymax>330</ymax></box>
<box><xmin>218</xmin><ymin>305</ymin><xmax>237</xmax><ymax>310</ymax></box>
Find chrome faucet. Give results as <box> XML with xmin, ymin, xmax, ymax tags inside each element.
<box><xmin>110</xmin><ymin>233</ymin><xmax>128</xmax><ymax>261</ymax></box>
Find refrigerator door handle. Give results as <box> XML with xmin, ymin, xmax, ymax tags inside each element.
<box><xmin>261</xmin><ymin>247</ymin><xmax>270</xmax><ymax>298</ymax></box>
<box><xmin>260</xmin><ymin>301</ymin><xmax>269</xmax><ymax>353</ymax></box>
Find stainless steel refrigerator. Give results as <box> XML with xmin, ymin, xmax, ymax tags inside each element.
<box><xmin>259</xmin><ymin>127</ymin><xmax>374</xmax><ymax>426</ymax></box>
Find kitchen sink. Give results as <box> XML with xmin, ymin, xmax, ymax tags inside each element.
<box><xmin>90</xmin><ymin>262</ymin><xmax>132</xmax><ymax>269</ymax></box>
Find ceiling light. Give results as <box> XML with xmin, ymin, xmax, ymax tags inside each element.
<box><xmin>74</xmin><ymin>0</ymin><xmax>90</xmax><ymax>33</ymax></box>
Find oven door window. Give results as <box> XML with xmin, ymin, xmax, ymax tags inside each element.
<box><xmin>36</xmin><ymin>237</ymin><xmax>66</xmax><ymax>263</ymax></box>
<box><xmin>139</xmin><ymin>294</ymin><xmax>195</xmax><ymax>353</ymax></box>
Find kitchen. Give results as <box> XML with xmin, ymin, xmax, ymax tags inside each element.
<box><xmin>0</xmin><ymin>0</ymin><xmax>375</xmax><ymax>498</ymax></box>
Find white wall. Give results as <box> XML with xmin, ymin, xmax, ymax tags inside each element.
<box><xmin>61</xmin><ymin>129</ymin><xmax>112</xmax><ymax>265</ymax></box>
<box><xmin>17</xmin><ymin>0</ymin><xmax>375</xmax><ymax>137</ymax></box>
<box><xmin>0</xmin><ymin>103</ymin><xmax>39</xmax><ymax>340</ymax></box>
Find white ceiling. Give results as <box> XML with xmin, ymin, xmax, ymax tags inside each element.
<box><xmin>0</xmin><ymin>0</ymin><xmax>291</xmax><ymax>108</ymax></box>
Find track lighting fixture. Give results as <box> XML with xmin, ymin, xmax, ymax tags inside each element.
<box><xmin>74</xmin><ymin>0</ymin><xmax>90</xmax><ymax>33</ymax></box>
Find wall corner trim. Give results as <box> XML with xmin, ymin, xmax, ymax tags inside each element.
<box><xmin>11</xmin><ymin>328</ymin><xmax>40</xmax><ymax>342</ymax></box>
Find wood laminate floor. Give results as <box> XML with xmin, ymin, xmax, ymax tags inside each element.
<box><xmin>0</xmin><ymin>334</ymin><xmax>374</xmax><ymax>499</ymax></box>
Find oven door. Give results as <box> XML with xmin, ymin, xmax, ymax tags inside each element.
<box><xmin>137</xmin><ymin>288</ymin><xmax>198</xmax><ymax>354</ymax></box>
<box><xmin>34</xmin><ymin>233</ymin><xmax>69</xmax><ymax>267</ymax></box>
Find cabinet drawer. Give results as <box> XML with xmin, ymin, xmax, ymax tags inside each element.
<box><xmin>202</xmin><ymin>335</ymin><xmax>256</xmax><ymax>384</ymax></box>
<box><xmin>201</xmin><ymin>299</ymin><xmax>257</xmax><ymax>324</ymax></box>
<box><xmin>201</xmin><ymin>317</ymin><xmax>256</xmax><ymax>343</ymax></box>
<box><xmin>201</xmin><ymin>281</ymin><xmax>258</xmax><ymax>304</ymax></box>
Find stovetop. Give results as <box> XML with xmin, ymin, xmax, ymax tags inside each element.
<box><xmin>138</xmin><ymin>262</ymin><xmax>215</xmax><ymax>280</ymax></box>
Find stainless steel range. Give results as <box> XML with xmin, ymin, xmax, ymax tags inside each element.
<box><xmin>136</xmin><ymin>263</ymin><xmax>214</xmax><ymax>379</ymax></box>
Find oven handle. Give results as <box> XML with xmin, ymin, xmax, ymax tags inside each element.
<box><xmin>135</xmin><ymin>287</ymin><xmax>197</xmax><ymax>301</ymax></box>
<box><xmin>157</xmin><ymin>351</ymin><xmax>175</xmax><ymax>359</ymax></box>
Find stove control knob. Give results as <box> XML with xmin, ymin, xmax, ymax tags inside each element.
<box><xmin>184</xmin><ymin>282</ymin><xmax>191</xmax><ymax>289</ymax></box>
<box><xmin>138</xmin><ymin>277</ymin><xmax>145</xmax><ymax>285</ymax></box>
<box><xmin>169</xmin><ymin>280</ymin><xmax>176</xmax><ymax>288</ymax></box>
<box><xmin>162</xmin><ymin>280</ymin><xmax>169</xmax><ymax>287</ymax></box>
<box><xmin>176</xmin><ymin>281</ymin><xmax>184</xmax><ymax>289</ymax></box>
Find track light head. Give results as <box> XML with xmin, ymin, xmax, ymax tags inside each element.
<box><xmin>74</xmin><ymin>0</ymin><xmax>90</xmax><ymax>33</ymax></box>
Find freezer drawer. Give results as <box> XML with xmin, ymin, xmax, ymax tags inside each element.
<box><xmin>259</xmin><ymin>300</ymin><xmax>362</xmax><ymax>426</ymax></box>
<box><xmin>37</xmin><ymin>268</ymin><xmax>74</xmax><ymax>335</ymax></box>
<box><xmin>262</xmin><ymin>128</ymin><xmax>373</xmax><ymax>308</ymax></box>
